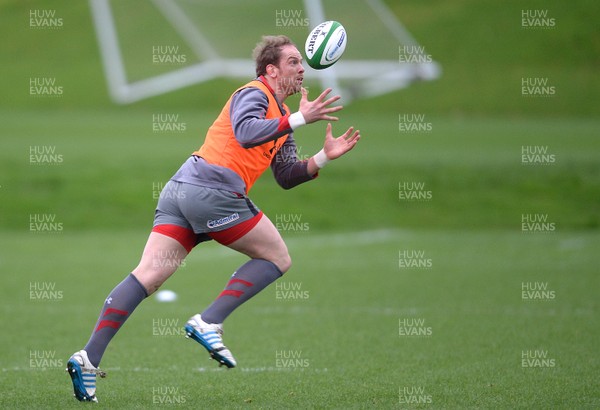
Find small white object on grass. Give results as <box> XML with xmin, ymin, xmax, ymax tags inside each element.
<box><xmin>155</xmin><ymin>289</ymin><xmax>178</xmax><ymax>302</ymax></box>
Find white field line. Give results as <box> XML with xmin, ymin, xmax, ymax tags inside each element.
<box><xmin>2</xmin><ymin>366</ymin><xmax>329</xmax><ymax>373</ymax></box>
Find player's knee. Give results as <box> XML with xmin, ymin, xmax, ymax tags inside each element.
<box><xmin>132</xmin><ymin>261</ymin><xmax>179</xmax><ymax>295</ymax></box>
<box><xmin>275</xmin><ymin>252</ymin><xmax>292</xmax><ymax>274</ymax></box>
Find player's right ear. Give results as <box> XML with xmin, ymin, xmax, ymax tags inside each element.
<box><xmin>266</xmin><ymin>64</ymin><xmax>277</xmax><ymax>78</ymax></box>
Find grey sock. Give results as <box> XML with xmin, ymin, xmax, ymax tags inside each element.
<box><xmin>201</xmin><ymin>259</ymin><xmax>283</xmax><ymax>324</ymax></box>
<box><xmin>84</xmin><ymin>274</ymin><xmax>148</xmax><ymax>367</ymax></box>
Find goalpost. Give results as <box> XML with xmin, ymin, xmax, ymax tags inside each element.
<box><xmin>89</xmin><ymin>0</ymin><xmax>440</xmax><ymax>104</ymax></box>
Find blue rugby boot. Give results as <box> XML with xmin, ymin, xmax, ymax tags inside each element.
<box><xmin>185</xmin><ymin>314</ymin><xmax>237</xmax><ymax>368</ymax></box>
<box><xmin>66</xmin><ymin>350</ymin><xmax>106</xmax><ymax>402</ymax></box>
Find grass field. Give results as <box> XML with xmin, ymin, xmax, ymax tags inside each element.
<box><xmin>1</xmin><ymin>111</ymin><xmax>599</xmax><ymax>408</ymax></box>
<box><xmin>1</xmin><ymin>0</ymin><xmax>599</xmax><ymax>408</ymax></box>
<box><xmin>1</xmin><ymin>227</ymin><xmax>598</xmax><ymax>408</ymax></box>
<box><xmin>2</xmin><ymin>110</ymin><xmax>599</xmax><ymax>231</ymax></box>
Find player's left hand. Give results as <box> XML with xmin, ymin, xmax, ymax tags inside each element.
<box><xmin>323</xmin><ymin>123</ymin><xmax>360</xmax><ymax>160</ymax></box>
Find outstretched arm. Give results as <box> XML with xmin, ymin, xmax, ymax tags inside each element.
<box><xmin>270</xmin><ymin>134</ymin><xmax>314</xmax><ymax>190</ymax></box>
<box><xmin>231</xmin><ymin>86</ymin><xmax>344</xmax><ymax>149</ymax></box>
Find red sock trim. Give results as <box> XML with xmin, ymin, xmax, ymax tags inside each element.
<box><xmin>216</xmin><ymin>278</ymin><xmax>254</xmax><ymax>299</ymax></box>
<box><xmin>95</xmin><ymin>320</ymin><xmax>123</xmax><ymax>332</ymax></box>
<box><xmin>103</xmin><ymin>308</ymin><xmax>128</xmax><ymax>317</ymax></box>
<box><xmin>218</xmin><ymin>289</ymin><xmax>244</xmax><ymax>298</ymax></box>
<box><xmin>228</xmin><ymin>278</ymin><xmax>253</xmax><ymax>287</ymax></box>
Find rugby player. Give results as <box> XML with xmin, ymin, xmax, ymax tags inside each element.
<box><xmin>66</xmin><ymin>35</ymin><xmax>360</xmax><ymax>402</ymax></box>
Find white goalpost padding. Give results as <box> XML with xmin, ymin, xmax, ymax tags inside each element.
<box><xmin>89</xmin><ymin>0</ymin><xmax>441</xmax><ymax>104</ymax></box>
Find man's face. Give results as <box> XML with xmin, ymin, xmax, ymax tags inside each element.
<box><xmin>273</xmin><ymin>44</ymin><xmax>305</xmax><ymax>97</ymax></box>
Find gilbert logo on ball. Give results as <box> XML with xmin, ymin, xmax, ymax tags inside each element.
<box><xmin>305</xmin><ymin>21</ymin><xmax>347</xmax><ymax>69</ymax></box>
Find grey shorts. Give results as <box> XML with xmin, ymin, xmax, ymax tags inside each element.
<box><xmin>153</xmin><ymin>180</ymin><xmax>260</xmax><ymax>234</ymax></box>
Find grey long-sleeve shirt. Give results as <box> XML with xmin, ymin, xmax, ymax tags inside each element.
<box><xmin>171</xmin><ymin>79</ymin><xmax>315</xmax><ymax>194</ymax></box>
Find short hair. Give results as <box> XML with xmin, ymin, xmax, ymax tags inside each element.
<box><xmin>253</xmin><ymin>35</ymin><xmax>295</xmax><ymax>77</ymax></box>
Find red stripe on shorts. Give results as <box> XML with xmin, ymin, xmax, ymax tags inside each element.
<box><xmin>208</xmin><ymin>212</ymin><xmax>263</xmax><ymax>245</ymax></box>
<box><xmin>152</xmin><ymin>224</ymin><xmax>197</xmax><ymax>253</ymax></box>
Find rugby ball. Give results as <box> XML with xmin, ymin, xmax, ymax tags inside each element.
<box><xmin>304</xmin><ymin>21</ymin><xmax>347</xmax><ymax>69</ymax></box>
